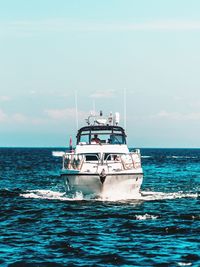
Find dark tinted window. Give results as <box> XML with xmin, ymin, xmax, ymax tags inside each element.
<box><xmin>85</xmin><ymin>154</ymin><xmax>99</xmax><ymax>161</ymax></box>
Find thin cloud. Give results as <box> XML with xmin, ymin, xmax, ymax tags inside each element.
<box><xmin>90</xmin><ymin>90</ymin><xmax>115</xmax><ymax>99</ymax></box>
<box><xmin>45</xmin><ymin>108</ymin><xmax>87</xmax><ymax>121</ymax></box>
<box><xmin>0</xmin><ymin>95</ymin><xmax>11</xmax><ymax>102</ymax></box>
<box><xmin>0</xmin><ymin>107</ymin><xmax>88</xmax><ymax>124</ymax></box>
<box><xmin>0</xmin><ymin>110</ymin><xmax>27</xmax><ymax>123</ymax></box>
<box><xmin>2</xmin><ymin>19</ymin><xmax>200</xmax><ymax>36</ymax></box>
<box><xmin>117</xmin><ymin>20</ymin><xmax>200</xmax><ymax>31</ymax></box>
<box><xmin>29</xmin><ymin>90</ymin><xmax>37</xmax><ymax>95</ymax></box>
<box><xmin>188</xmin><ymin>100</ymin><xmax>200</xmax><ymax>109</ymax></box>
<box><xmin>0</xmin><ymin>109</ymin><xmax>7</xmax><ymax>122</ymax></box>
<box><xmin>154</xmin><ymin>110</ymin><xmax>200</xmax><ymax>121</ymax></box>
<box><xmin>0</xmin><ymin>109</ymin><xmax>45</xmax><ymax>124</ymax></box>
<box><xmin>11</xmin><ymin>113</ymin><xmax>28</xmax><ymax>123</ymax></box>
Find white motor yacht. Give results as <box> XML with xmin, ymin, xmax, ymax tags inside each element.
<box><xmin>61</xmin><ymin>111</ymin><xmax>143</xmax><ymax>198</ymax></box>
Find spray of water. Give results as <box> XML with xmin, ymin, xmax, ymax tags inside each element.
<box><xmin>20</xmin><ymin>189</ymin><xmax>198</xmax><ymax>202</ymax></box>
<box><xmin>52</xmin><ymin>151</ymin><xmax>65</xmax><ymax>157</ymax></box>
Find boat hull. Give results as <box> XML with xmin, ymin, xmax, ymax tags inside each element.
<box><xmin>61</xmin><ymin>172</ymin><xmax>143</xmax><ymax>198</ymax></box>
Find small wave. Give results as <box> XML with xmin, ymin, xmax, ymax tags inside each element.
<box><xmin>139</xmin><ymin>191</ymin><xmax>198</xmax><ymax>201</ymax></box>
<box><xmin>167</xmin><ymin>156</ymin><xmax>197</xmax><ymax>159</ymax></box>
<box><xmin>99</xmin><ymin>191</ymin><xmax>198</xmax><ymax>201</ymax></box>
<box><xmin>141</xmin><ymin>156</ymin><xmax>152</xmax><ymax>158</ymax></box>
<box><xmin>20</xmin><ymin>190</ymin><xmax>84</xmax><ymax>201</ymax></box>
<box><xmin>101</xmin><ymin>191</ymin><xmax>198</xmax><ymax>202</ymax></box>
<box><xmin>135</xmin><ymin>213</ymin><xmax>158</xmax><ymax>220</ymax></box>
<box><xmin>178</xmin><ymin>263</ymin><xmax>192</xmax><ymax>266</ymax></box>
<box><xmin>52</xmin><ymin>151</ymin><xmax>65</xmax><ymax>157</ymax></box>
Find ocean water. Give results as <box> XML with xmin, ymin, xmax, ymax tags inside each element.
<box><xmin>0</xmin><ymin>148</ymin><xmax>200</xmax><ymax>267</ymax></box>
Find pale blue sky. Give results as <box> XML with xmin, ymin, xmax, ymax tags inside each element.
<box><xmin>1</xmin><ymin>0</ymin><xmax>200</xmax><ymax>147</ymax></box>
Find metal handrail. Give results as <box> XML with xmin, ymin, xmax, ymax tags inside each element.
<box><xmin>63</xmin><ymin>152</ymin><xmax>141</xmax><ymax>171</ymax></box>
<box><xmin>63</xmin><ymin>153</ymin><xmax>100</xmax><ymax>170</ymax></box>
<box><xmin>104</xmin><ymin>152</ymin><xmax>141</xmax><ymax>170</ymax></box>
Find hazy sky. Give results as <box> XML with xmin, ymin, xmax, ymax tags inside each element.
<box><xmin>1</xmin><ymin>0</ymin><xmax>200</xmax><ymax>147</ymax></box>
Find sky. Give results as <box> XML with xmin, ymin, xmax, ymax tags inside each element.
<box><xmin>1</xmin><ymin>0</ymin><xmax>200</xmax><ymax>147</ymax></box>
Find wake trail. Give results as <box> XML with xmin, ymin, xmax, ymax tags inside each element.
<box><xmin>20</xmin><ymin>189</ymin><xmax>198</xmax><ymax>202</ymax></box>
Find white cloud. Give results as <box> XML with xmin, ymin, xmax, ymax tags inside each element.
<box><xmin>0</xmin><ymin>109</ymin><xmax>7</xmax><ymax>122</ymax></box>
<box><xmin>11</xmin><ymin>113</ymin><xmax>28</xmax><ymax>123</ymax></box>
<box><xmin>185</xmin><ymin>112</ymin><xmax>200</xmax><ymax>120</ymax></box>
<box><xmin>90</xmin><ymin>90</ymin><xmax>115</xmax><ymax>99</ymax></box>
<box><xmin>0</xmin><ymin>109</ymin><xmax>45</xmax><ymax>125</ymax></box>
<box><xmin>0</xmin><ymin>107</ymin><xmax>88</xmax><ymax>125</ymax></box>
<box><xmin>0</xmin><ymin>95</ymin><xmax>11</xmax><ymax>102</ymax></box>
<box><xmin>0</xmin><ymin>110</ymin><xmax>29</xmax><ymax>123</ymax></box>
<box><xmin>188</xmin><ymin>100</ymin><xmax>200</xmax><ymax>109</ymax></box>
<box><xmin>31</xmin><ymin>118</ymin><xmax>47</xmax><ymax>125</ymax></box>
<box><xmin>153</xmin><ymin>110</ymin><xmax>200</xmax><ymax>121</ymax></box>
<box><xmin>45</xmin><ymin>108</ymin><xmax>73</xmax><ymax>120</ymax></box>
<box><xmin>29</xmin><ymin>90</ymin><xmax>37</xmax><ymax>95</ymax></box>
<box><xmin>45</xmin><ymin>108</ymin><xmax>87</xmax><ymax>121</ymax></box>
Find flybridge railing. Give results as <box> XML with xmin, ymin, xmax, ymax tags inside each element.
<box><xmin>62</xmin><ymin>151</ymin><xmax>141</xmax><ymax>171</ymax></box>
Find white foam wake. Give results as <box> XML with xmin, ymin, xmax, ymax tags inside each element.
<box><xmin>20</xmin><ymin>190</ymin><xmax>84</xmax><ymax>201</ymax></box>
<box><xmin>167</xmin><ymin>156</ymin><xmax>197</xmax><ymax>159</ymax></box>
<box><xmin>52</xmin><ymin>151</ymin><xmax>65</xmax><ymax>157</ymax></box>
<box><xmin>20</xmin><ymin>189</ymin><xmax>198</xmax><ymax>202</ymax></box>
<box><xmin>177</xmin><ymin>263</ymin><xmax>192</xmax><ymax>266</ymax></box>
<box><xmin>98</xmin><ymin>190</ymin><xmax>198</xmax><ymax>202</ymax></box>
<box><xmin>139</xmin><ymin>191</ymin><xmax>198</xmax><ymax>201</ymax></box>
<box><xmin>135</xmin><ymin>214</ymin><xmax>158</xmax><ymax>220</ymax></box>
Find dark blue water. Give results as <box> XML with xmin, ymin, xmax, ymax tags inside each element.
<box><xmin>0</xmin><ymin>148</ymin><xmax>200</xmax><ymax>267</ymax></box>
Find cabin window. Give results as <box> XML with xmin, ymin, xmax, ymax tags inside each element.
<box><xmin>85</xmin><ymin>153</ymin><xmax>99</xmax><ymax>161</ymax></box>
<box><xmin>104</xmin><ymin>153</ymin><xmax>121</xmax><ymax>161</ymax></box>
<box><xmin>77</xmin><ymin>127</ymin><xmax>126</xmax><ymax>145</ymax></box>
<box><xmin>104</xmin><ymin>153</ymin><xmax>112</xmax><ymax>160</ymax></box>
<box><xmin>109</xmin><ymin>134</ymin><xmax>125</xmax><ymax>144</ymax></box>
<box><xmin>91</xmin><ymin>133</ymin><xmax>111</xmax><ymax>144</ymax></box>
<box><xmin>79</xmin><ymin>135</ymin><xmax>89</xmax><ymax>144</ymax></box>
<box><xmin>79</xmin><ymin>131</ymin><xmax>90</xmax><ymax>144</ymax></box>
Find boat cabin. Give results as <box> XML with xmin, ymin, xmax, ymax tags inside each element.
<box><xmin>76</xmin><ymin>125</ymin><xmax>127</xmax><ymax>145</ymax></box>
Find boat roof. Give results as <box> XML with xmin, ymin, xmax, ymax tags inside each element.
<box><xmin>77</xmin><ymin>125</ymin><xmax>126</xmax><ymax>135</ymax></box>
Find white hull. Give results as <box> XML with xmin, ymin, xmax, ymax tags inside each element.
<box><xmin>61</xmin><ymin>172</ymin><xmax>143</xmax><ymax>198</ymax></box>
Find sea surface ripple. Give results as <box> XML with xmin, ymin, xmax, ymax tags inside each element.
<box><xmin>0</xmin><ymin>148</ymin><xmax>200</xmax><ymax>267</ymax></box>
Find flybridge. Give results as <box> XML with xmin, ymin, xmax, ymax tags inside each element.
<box><xmin>77</xmin><ymin>111</ymin><xmax>126</xmax><ymax>145</ymax></box>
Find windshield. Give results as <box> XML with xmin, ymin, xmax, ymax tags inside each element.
<box><xmin>77</xmin><ymin>128</ymin><xmax>126</xmax><ymax>145</ymax></box>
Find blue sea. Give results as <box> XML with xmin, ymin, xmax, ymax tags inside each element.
<box><xmin>0</xmin><ymin>148</ymin><xmax>200</xmax><ymax>267</ymax></box>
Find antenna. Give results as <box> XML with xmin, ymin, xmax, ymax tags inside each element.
<box><xmin>124</xmin><ymin>88</ymin><xmax>127</xmax><ymax>133</ymax></box>
<box><xmin>75</xmin><ymin>90</ymin><xmax>78</xmax><ymax>131</ymax></box>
